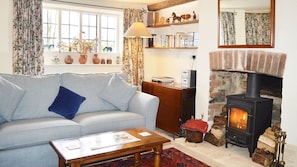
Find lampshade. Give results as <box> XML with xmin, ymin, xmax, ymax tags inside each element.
<box><xmin>124</xmin><ymin>22</ymin><xmax>152</xmax><ymax>38</ymax></box>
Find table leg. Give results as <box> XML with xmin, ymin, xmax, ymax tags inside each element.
<box><xmin>70</xmin><ymin>162</ymin><xmax>81</xmax><ymax>167</ymax></box>
<box><xmin>134</xmin><ymin>152</ymin><xmax>141</xmax><ymax>167</ymax></box>
<box><xmin>58</xmin><ymin>157</ymin><xmax>66</xmax><ymax>167</ymax></box>
<box><xmin>153</xmin><ymin>145</ymin><xmax>162</xmax><ymax>167</ymax></box>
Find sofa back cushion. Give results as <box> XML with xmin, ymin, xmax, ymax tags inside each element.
<box><xmin>0</xmin><ymin>74</ymin><xmax>62</xmax><ymax>120</ymax></box>
<box><xmin>61</xmin><ymin>73</ymin><xmax>117</xmax><ymax>114</ymax></box>
<box><xmin>0</xmin><ymin>76</ymin><xmax>26</xmax><ymax>122</ymax></box>
<box><xmin>100</xmin><ymin>74</ymin><xmax>137</xmax><ymax>111</ymax></box>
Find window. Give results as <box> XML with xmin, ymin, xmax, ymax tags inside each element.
<box><xmin>43</xmin><ymin>9</ymin><xmax>59</xmax><ymax>51</ymax></box>
<box><xmin>42</xmin><ymin>2</ymin><xmax>123</xmax><ymax>56</ymax></box>
<box><xmin>60</xmin><ymin>10</ymin><xmax>80</xmax><ymax>51</ymax></box>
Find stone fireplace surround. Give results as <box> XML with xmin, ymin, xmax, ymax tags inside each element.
<box><xmin>208</xmin><ymin>50</ymin><xmax>287</xmax><ymax>125</ymax></box>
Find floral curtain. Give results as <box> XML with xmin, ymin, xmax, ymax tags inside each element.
<box><xmin>13</xmin><ymin>0</ymin><xmax>44</xmax><ymax>75</ymax></box>
<box><xmin>245</xmin><ymin>13</ymin><xmax>271</xmax><ymax>45</ymax></box>
<box><xmin>220</xmin><ymin>12</ymin><xmax>236</xmax><ymax>45</ymax></box>
<box><xmin>122</xmin><ymin>9</ymin><xmax>144</xmax><ymax>87</ymax></box>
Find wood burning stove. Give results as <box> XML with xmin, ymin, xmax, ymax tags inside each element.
<box><xmin>225</xmin><ymin>73</ymin><xmax>273</xmax><ymax>157</ymax></box>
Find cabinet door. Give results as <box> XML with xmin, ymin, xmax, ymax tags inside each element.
<box><xmin>181</xmin><ymin>88</ymin><xmax>196</xmax><ymax>123</ymax></box>
<box><xmin>152</xmin><ymin>84</ymin><xmax>182</xmax><ymax>134</ymax></box>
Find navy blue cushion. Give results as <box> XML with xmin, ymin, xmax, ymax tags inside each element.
<box><xmin>48</xmin><ymin>86</ymin><xmax>86</xmax><ymax>119</ymax></box>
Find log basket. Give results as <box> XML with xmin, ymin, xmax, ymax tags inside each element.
<box><xmin>182</xmin><ymin>118</ymin><xmax>208</xmax><ymax>143</ymax></box>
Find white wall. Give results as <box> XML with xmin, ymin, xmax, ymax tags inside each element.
<box><xmin>275</xmin><ymin>0</ymin><xmax>297</xmax><ymax>146</ymax></box>
<box><xmin>1</xmin><ymin>0</ymin><xmax>297</xmax><ymax>148</ymax></box>
<box><xmin>0</xmin><ymin>1</ymin><xmax>13</xmax><ymax>74</ymax></box>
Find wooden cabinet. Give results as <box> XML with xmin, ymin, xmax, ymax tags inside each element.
<box><xmin>142</xmin><ymin>81</ymin><xmax>196</xmax><ymax>135</ymax></box>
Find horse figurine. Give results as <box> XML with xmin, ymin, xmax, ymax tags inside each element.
<box><xmin>181</xmin><ymin>14</ymin><xmax>191</xmax><ymax>21</ymax></box>
<box><xmin>172</xmin><ymin>12</ymin><xmax>182</xmax><ymax>23</ymax></box>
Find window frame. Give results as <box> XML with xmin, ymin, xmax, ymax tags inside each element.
<box><xmin>42</xmin><ymin>2</ymin><xmax>123</xmax><ymax>65</ymax></box>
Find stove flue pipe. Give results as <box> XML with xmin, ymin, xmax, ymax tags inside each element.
<box><xmin>245</xmin><ymin>73</ymin><xmax>261</xmax><ymax>98</ymax></box>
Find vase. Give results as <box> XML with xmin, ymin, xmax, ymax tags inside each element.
<box><xmin>92</xmin><ymin>54</ymin><xmax>100</xmax><ymax>64</ymax></box>
<box><xmin>79</xmin><ymin>54</ymin><xmax>87</xmax><ymax>64</ymax></box>
<box><xmin>51</xmin><ymin>55</ymin><xmax>60</xmax><ymax>64</ymax></box>
<box><xmin>116</xmin><ymin>56</ymin><xmax>121</xmax><ymax>64</ymax></box>
<box><xmin>107</xmin><ymin>59</ymin><xmax>112</xmax><ymax>64</ymax></box>
<box><xmin>64</xmin><ymin>55</ymin><xmax>73</xmax><ymax>64</ymax></box>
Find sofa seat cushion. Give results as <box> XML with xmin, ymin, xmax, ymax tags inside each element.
<box><xmin>0</xmin><ymin>118</ymin><xmax>81</xmax><ymax>150</ymax></box>
<box><xmin>73</xmin><ymin>111</ymin><xmax>145</xmax><ymax>135</ymax></box>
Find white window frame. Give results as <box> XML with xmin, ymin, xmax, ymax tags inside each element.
<box><xmin>42</xmin><ymin>2</ymin><xmax>123</xmax><ymax>65</ymax></box>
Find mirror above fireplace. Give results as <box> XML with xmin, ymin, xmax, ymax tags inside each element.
<box><xmin>218</xmin><ymin>0</ymin><xmax>275</xmax><ymax>48</ymax></box>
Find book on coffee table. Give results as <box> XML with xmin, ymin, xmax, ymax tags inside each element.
<box><xmin>65</xmin><ymin>131</ymin><xmax>140</xmax><ymax>151</ymax></box>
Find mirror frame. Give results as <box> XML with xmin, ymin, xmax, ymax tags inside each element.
<box><xmin>218</xmin><ymin>0</ymin><xmax>275</xmax><ymax>48</ymax></box>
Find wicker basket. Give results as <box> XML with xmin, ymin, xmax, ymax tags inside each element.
<box><xmin>185</xmin><ymin>129</ymin><xmax>203</xmax><ymax>143</ymax></box>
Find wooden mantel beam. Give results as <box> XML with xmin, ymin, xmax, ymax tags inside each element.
<box><xmin>147</xmin><ymin>0</ymin><xmax>195</xmax><ymax>11</ymax></box>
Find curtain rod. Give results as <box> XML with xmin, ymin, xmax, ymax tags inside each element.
<box><xmin>48</xmin><ymin>0</ymin><xmax>125</xmax><ymax>10</ymax></box>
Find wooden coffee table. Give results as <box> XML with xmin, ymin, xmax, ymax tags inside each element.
<box><xmin>49</xmin><ymin>127</ymin><xmax>170</xmax><ymax>167</ymax></box>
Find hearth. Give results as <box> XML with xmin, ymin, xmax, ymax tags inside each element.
<box><xmin>225</xmin><ymin>73</ymin><xmax>273</xmax><ymax>157</ymax></box>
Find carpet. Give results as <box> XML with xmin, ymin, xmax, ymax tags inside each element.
<box><xmin>88</xmin><ymin>147</ymin><xmax>210</xmax><ymax>167</ymax></box>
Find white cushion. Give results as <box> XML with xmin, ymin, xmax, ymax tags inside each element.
<box><xmin>0</xmin><ymin>74</ymin><xmax>62</xmax><ymax>120</ymax></box>
<box><xmin>61</xmin><ymin>73</ymin><xmax>117</xmax><ymax>114</ymax></box>
<box><xmin>100</xmin><ymin>74</ymin><xmax>137</xmax><ymax>111</ymax></box>
<box><xmin>0</xmin><ymin>76</ymin><xmax>25</xmax><ymax>121</ymax></box>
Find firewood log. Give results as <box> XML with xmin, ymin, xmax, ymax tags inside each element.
<box><xmin>258</xmin><ymin>135</ymin><xmax>275</xmax><ymax>148</ymax></box>
<box><xmin>204</xmin><ymin>132</ymin><xmax>225</xmax><ymax>146</ymax></box>
<box><xmin>265</xmin><ymin>127</ymin><xmax>276</xmax><ymax>137</ymax></box>
<box><xmin>263</xmin><ymin>131</ymin><xmax>276</xmax><ymax>141</ymax></box>
<box><xmin>252</xmin><ymin>148</ymin><xmax>274</xmax><ymax>166</ymax></box>
<box><xmin>213</xmin><ymin>115</ymin><xmax>226</xmax><ymax>125</ymax></box>
<box><xmin>257</xmin><ymin>141</ymin><xmax>275</xmax><ymax>153</ymax></box>
<box><xmin>210</xmin><ymin>124</ymin><xmax>225</xmax><ymax>139</ymax></box>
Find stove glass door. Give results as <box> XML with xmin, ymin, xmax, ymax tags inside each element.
<box><xmin>229</xmin><ymin>107</ymin><xmax>248</xmax><ymax>131</ymax></box>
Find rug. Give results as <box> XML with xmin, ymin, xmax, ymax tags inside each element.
<box><xmin>89</xmin><ymin>147</ymin><xmax>210</xmax><ymax>167</ymax></box>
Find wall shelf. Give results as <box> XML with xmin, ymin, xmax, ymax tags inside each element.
<box><xmin>147</xmin><ymin>20</ymin><xmax>198</xmax><ymax>28</ymax></box>
<box><xmin>145</xmin><ymin>46</ymin><xmax>198</xmax><ymax>49</ymax></box>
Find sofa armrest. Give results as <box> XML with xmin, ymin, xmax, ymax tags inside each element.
<box><xmin>128</xmin><ymin>91</ymin><xmax>159</xmax><ymax>131</ymax></box>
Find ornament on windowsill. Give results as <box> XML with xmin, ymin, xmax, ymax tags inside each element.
<box><xmin>71</xmin><ymin>34</ymin><xmax>97</xmax><ymax>64</ymax></box>
<box><xmin>52</xmin><ymin>55</ymin><xmax>60</xmax><ymax>64</ymax></box>
<box><xmin>103</xmin><ymin>47</ymin><xmax>112</xmax><ymax>52</ymax></box>
<box><xmin>107</xmin><ymin>59</ymin><xmax>112</xmax><ymax>64</ymax></box>
<box><xmin>92</xmin><ymin>54</ymin><xmax>100</xmax><ymax>64</ymax></box>
<box><xmin>116</xmin><ymin>56</ymin><xmax>121</xmax><ymax>64</ymax></box>
<box><xmin>64</xmin><ymin>55</ymin><xmax>73</xmax><ymax>64</ymax></box>
<box><xmin>79</xmin><ymin>55</ymin><xmax>87</xmax><ymax>64</ymax></box>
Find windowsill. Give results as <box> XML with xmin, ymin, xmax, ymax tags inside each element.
<box><xmin>44</xmin><ymin>64</ymin><xmax>123</xmax><ymax>74</ymax></box>
<box><xmin>45</xmin><ymin>64</ymin><xmax>122</xmax><ymax>66</ymax></box>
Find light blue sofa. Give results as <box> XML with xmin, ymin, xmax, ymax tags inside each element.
<box><xmin>0</xmin><ymin>72</ymin><xmax>159</xmax><ymax>167</ymax></box>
